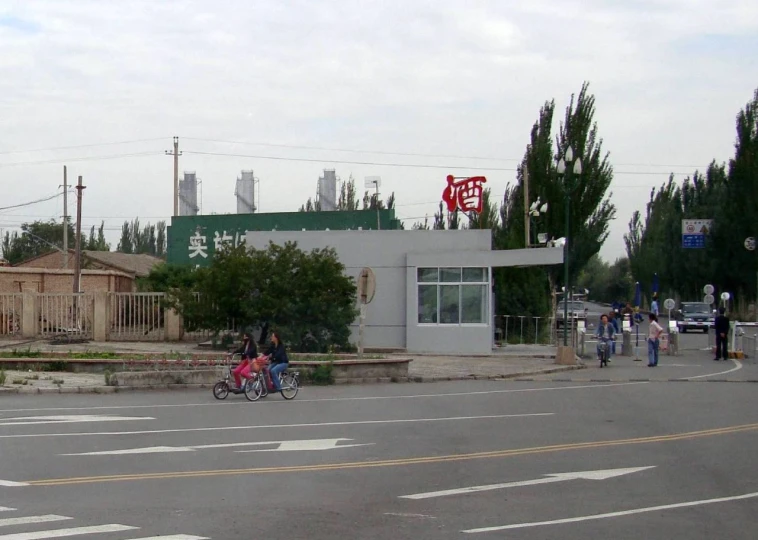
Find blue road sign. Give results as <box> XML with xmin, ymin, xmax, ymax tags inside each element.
<box><xmin>682</xmin><ymin>234</ymin><xmax>706</xmax><ymax>248</ymax></box>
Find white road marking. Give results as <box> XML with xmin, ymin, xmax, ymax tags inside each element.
<box><xmin>0</xmin><ymin>382</ymin><xmax>646</xmax><ymax>414</ymax></box>
<box><xmin>64</xmin><ymin>438</ymin><xmax>372</xmax><ymax>456</ymax></box>
<box><xmin>0</xmin><ymin>413</ymin><xmax>553</xmax><ymax>440</ymax></box>
<box><xmin>0</xmin><ymin>524</ymin><xmax>138</xmax><ymax>539</ymax></box>
<box><xmin>127</xmin><ymin>536</ymin><xmax>209</xmax><ymax>540</ymax></box>
<box><xmin>682</xmin><ymin>359</ymin><xmax>743</xmax><ymax>380</ymax></box>
<box><xmin>0</xmin><ymin>480</ymin><xmax>28</xmax><ymax>487</ymax></box>
<box><xmin>401</xmin><ymin>467</ymin><xmax>655</xmax><ymax>500</ymax></box>
<box><xmin>461</xmin><ymin>491</ymin><xmax>758</xmax><ymax>533</ymax></box>
<box><xmin>0</xmin><ymin>516</ymin><xmax>71</xmax><ymax>528</ymax></box>
<box><xmin>0</xmin><ymin>509</ymin><xmax>13</xmax><ymax>513</ymax></box>
<box><xmin>0</xmin><ymin>415</ymin><xmax>153</xmax><ymax>427</ymax></box>
<box><xmin>384</xmin><ymin>513</ymin><xmax>437</xmax><ymax>519</ymax></box>
<box><xmin>237</xmin><ymin>439</ymin><xmax>373</xmax><ymax>452</ymax></box>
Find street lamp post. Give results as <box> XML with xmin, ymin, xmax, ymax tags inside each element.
<box><xmin>557</xmin><ymin>146</ymin><xmax>582</xmax><ymax>347</ymax></box>
<box><xmin>528</xmin><ymin>198</ymin><xmax>549</xmax><ymax>247</ymax></box>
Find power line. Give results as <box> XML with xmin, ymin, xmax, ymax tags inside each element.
<box><xmin>0</xmin><ymin>151</ymin><xmax>161</xmax><ymax>168</ymax></box>
<box><xmin>183</xmin><ymin>137</ymin><xmax>707</xmax><ymax>169</ymax></box>
<box><xmin>183</xmin><ymin>149</ymin><xmax>695</xmax><ymax>175</ymax></box>
<box><xmin>0</xmin><ymin>192</ymin><xmax>63</xmax><ymax>212</ymax></box>
<box><xmin>0</xmin><ymin>138</ymin><xmax>167</xmax><ymax>156</ymax></box>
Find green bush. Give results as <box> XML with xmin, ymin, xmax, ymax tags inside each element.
<box><xmin>307</xmin><ymin>362</ymin><xmax>334</xmax><ymax>385</ymax></box>
<box><xmin>103</xmin><ymin>370</ymin><xmax>112</xmax><ymax>386</ymax></box>
<box><xmin>0</xmin><ymin>370</ymin><xmax>6</xmax><ymax>385</ymax></box>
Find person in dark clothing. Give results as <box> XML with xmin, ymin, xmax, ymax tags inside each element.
<box><xmin>714</xmin><ymin>307</ymin><xmax>730</xmax><ymax>361</ymax></box>
<box><xmin>264</xmin><ymin>331</ymin><xmax>289</xmax><ymax>394</ymax></box>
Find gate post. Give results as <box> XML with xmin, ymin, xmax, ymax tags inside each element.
<box><xmin>21</xmin><ymin>292</ymin><xmax>37</xmax><ymax>338</ymax></box>
<box><xmin>93</xmin><ymin>291</ymin><xmax>108</xmax><ymax>342</ymax></box>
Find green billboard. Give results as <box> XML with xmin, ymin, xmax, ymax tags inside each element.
<box><xmin>167</xmin><ymin>209</ymin><xmax>400</xmax><ymax>266</ymax></box>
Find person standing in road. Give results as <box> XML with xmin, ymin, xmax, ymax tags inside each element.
<box><xmin>647</xmin><ymin>313</ymin><xmax>664</xmax><ymax>367</ymax></box>
<box><xmin>714</xmin><ymin>307</ymin><xmax>730</xmax><ymax>361</ymax></box>
<box><xmin>651</xmin><ymin>294</ymin><xmax>659</xmax><ymax>317</ymax></box>
<box><xmin>608</xmin><ymin>311</ymin><xmax>620</xmax><ymax>354</ymax></box>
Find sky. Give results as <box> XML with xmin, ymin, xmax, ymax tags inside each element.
<box><xmin>1</xmin><ymin>0</ymin><xmax>757</xmax><ymax>262</ymax></box>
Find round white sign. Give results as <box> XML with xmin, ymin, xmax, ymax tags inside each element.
<box><xmin>745</xmin><ymin>237</ymin><xmax>756</xmax><ymax>251</ymax></box>
<box><xmin>664</xmin><ymin>298</ymin><xmax>676</xmax><ymax>310</ymax></box>
<box><xmin>704</xmin><ymin>294</ymin><xmax>715</xmax><ymax>305</ymax></box>
<box><xmin>704</xmin><ymin>284</ymin><xmax>715</xmax><ymax>295</ymax></box>
<box><xmin>721</xmin><ymin>292</ymin><xmax>731</xmax><ymax>301</ymax></box>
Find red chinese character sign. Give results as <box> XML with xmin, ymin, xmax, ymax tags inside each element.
<box><xmin>442</xmin><ymin>175</ymin><xmax>487</xmax><ymax>214</ymax></box>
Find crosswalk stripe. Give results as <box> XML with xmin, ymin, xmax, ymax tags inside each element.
<box><xmin>0</xmin><ymin>516</ymin><xmax>71</xmax><ymax>528</ymax></box>
<box><xmin>128</xmin><ymin>536</ymin><xmax>209</xmax><ymax>540</ymax></box>
<box><xmin>0</xmin><ymin>524</ymin><xmax>138</xmax><ymax>539</ymax></box>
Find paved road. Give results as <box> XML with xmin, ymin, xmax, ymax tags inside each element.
<box><xmin>1</xmin><ymin>378</ymin><xmax>757</xmax><ymax>539</ymax></box>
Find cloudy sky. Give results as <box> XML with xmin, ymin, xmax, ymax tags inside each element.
<box><xmin>1</xmin><ymin>0</ymin><xmax>756</xmax><ymax>262</ymax></box>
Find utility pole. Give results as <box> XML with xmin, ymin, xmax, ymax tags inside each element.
<box><xmin>165</xmin><ymin>136</ymin><xmax>181</xmax><ymax>216</ymax></box>
<box><xmin>523</xmin><ymin>168</ymin><xmax>530</xmax><ymax>247</ymax></box>
<box><xmin>62</xmin><ymin>166</ymin><xmax>68</xmax><ymax>269</ymax></box>
<box><xmin>73</xmin><ymin>176</ymin><xmax>85</xmax><ymax>294</ymax></box>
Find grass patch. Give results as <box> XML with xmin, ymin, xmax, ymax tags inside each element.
<box><xmin>52</xmin><ymin>378</ymin><xmax>65</xmax><ymax>386</ymax></box>
<box><xmin>12</xmin><ymin>378</ymin><xmax>27</xmax><ymax>385</ymax></box>
<box><xmin>0</xmin><ymin>348</ymin><xmax>42</xmax><ymax>359</ymax></box>
<box><xmin>25</xmin><ymin>374</ymin><xmax>39</xmax><ymax>381</ymax></box>
<box><xmin>0</xmin><ymin>370</ymin><xmax>5</xmax><ymax>385</ymax></box>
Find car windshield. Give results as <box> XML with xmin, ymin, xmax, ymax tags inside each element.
<box><xmin>559</xmin><ymin>301</ymin><xmax>585</xmax><ymax>311</ymax></box>
<box><xmin>682</xmin><ymin>303</ymin><xmax>710</xmax><ymax>313</ymax></box>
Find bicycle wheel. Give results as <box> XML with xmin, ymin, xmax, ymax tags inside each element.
<box><xmin>213</xmin><ymin>381</ymin><xmax>229</xmax><ymax>400</ymax></box>
<box><xmin>280</xmin><ymin>373</ymin><xmax>299</xmax><ymax>400</ymax></box>
<box><xmin>244</xmin><ymin>378</ymin><xmax>264</xmax><ymax>402</ymax></box>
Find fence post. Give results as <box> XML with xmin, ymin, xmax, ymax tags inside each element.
<box><xmin>93</xmin><ymin>291</ymin><xmax>108</xmax><ymax>342</ymax></box>
<box><xmin>165</xmin><ymin>309</ymin><xmax>183</xmax><ymax>341</ymax></box>
<box><xmin>21</xmin><ymin>291</ymin><xmax>37</xmax><ymax>338</ymax></box>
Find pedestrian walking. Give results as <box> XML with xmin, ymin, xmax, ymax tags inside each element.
<box><xmin>714</xmin><ymin>307</ymin><xmax>730</xmax><ymax>361</ymax></box>
<box><xmin>651</xmin><ymin>294</ymin><xmax>659</xmax><ymax>317</ymax></box>
<box><xmin>647</xmin><ymin>313</ymin><xmax>664</xmax><ymax>367</ymax></box>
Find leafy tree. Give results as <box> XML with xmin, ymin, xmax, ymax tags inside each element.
<box><xmin>165</xmin><ymin>242</ymin><xmax>358</xmax><ymax>352</ymax></box>
<box><xmin>85</xmin><ymin>221</ymin><xmax>110</xmax><ymax>251</ymax></box>
<box><xmin>0</xmin><ymin>220</ymin><xmax>75</xmax><ymax>264</ymax></box>
<box><xmin>116</xmin><ymin>218</ymin><xmax>167</xmax><ymax>257</ymax></box>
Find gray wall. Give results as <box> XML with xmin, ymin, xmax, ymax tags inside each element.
<box><xmin>243</xmin><ymin>230</ymin><xmax>491</xmax><ymax>351</ymax></box>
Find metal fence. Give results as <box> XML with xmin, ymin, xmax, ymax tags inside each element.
<box><xmin>38</xmin><ymin>293</ymin><xmax>94</xmax><ymax>339</ymax></box>
<box><xmin>497</xmin><ymin>315</ymin><xmax>555</xmax><ymax>345</ymax></box>
<box><xmin>0</xmin><ymin>293</ymin><xmax>23</xmax><ymax>336</ymax></box>
<box><xmin>109</xmin><ymin>292</ymin><xmax>166</xmax><ymax>341</ymax></box>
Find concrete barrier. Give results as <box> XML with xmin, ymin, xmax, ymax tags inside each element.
<box><xmin>108</xmin><ymin>358</ymin><xmax>413</xmax><ymax>387</ymax></box>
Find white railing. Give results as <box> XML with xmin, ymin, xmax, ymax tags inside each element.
<box><xmin>38</xmin><ymin>293</ymin><xmax>94</xmax><ymax>339</ymax></box>
<box><xmin>109</xmin><ymin>292</ymin><xmax>165</xmax><ymax>341</ymax></box>
<box><xmin>0</xmin><ymin>293</ymin><xmax>23</xmax><ymax>336</ymax></box>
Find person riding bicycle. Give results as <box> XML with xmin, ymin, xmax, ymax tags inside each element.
<box><xmin>230</xmin><ymin>331</ymin><xmax>258</xmax><ymax>390</ymax></box>
<box><xmin>596</xmin><ymin>314</ymin><xmax>615</xmax><ymax>363</ymax></box>
<box><xmin>263</xmin><ymin>331</ymin><xmax>289</xmax><ymax>394</ymax></box>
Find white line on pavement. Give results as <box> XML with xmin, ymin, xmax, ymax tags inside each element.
<box><xmin>401</xmin><ymin>467</ymin><xmax>655</xmax><ymax>500</ymax></box>
<box><xmin>0</xmin><ymin>415</ymin><xmax>153</xmax><ymax>427</ymax></box>
<box><xmin>0</xmin><ymin>382</ymin><xmax>647</xmax><ymax>414</ymax></box>
<box><xmin>0</xmin><ymin>524</ymin><xmax>138</xmax><ymax>539</ymax></box>
<box><xmin>461</xmin><ymin>491</ymin><xmax>758</xmax><ymax>533</ymax></box>
<box><xmin>0</xmin><ymin>480</ymin><xmax>28</xmax><ymax>487</ymax></box>
<box><xmin>384</xmin><ymin>513</ymin><xmax>437</xmax><ymax>519</ymax></box>
<box><xmin>63</xmin><ymin>438</ymin><xmax>373</xmax><ymax>455</ymax></box>
<box><xmin>682</xmin><ymin>359</ymin><xmax>743</xmax><ymax>380</ymax></box>
<box><xmin>0</xmin><ymin>516</ymin><xmax>71</xmax><ymax>528</ymax></box>
<box><xmin>127</xmin><ymin>537</ymin><xmax>209</xmax><ymax>540</ymax></box>
<box><xmin>0</xmin><ymin>510</ymin><xmax>12</xmax><ymax>513</ymax></box>
<box><xmin>0</xmin><ymin>413</ymin><xmax>553</xmax><ymax>440</ymax></box>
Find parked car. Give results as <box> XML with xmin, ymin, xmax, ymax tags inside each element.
<box><xmin>675</xmin><ymin>302</ymin><xmax>715</xmax><ymax>333</ymax></box>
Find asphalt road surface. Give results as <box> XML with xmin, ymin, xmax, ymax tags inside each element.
<box><xmin>2</xmin><ymin>375</ymin><xmax>758</xmax><ymax>540</ymax></box>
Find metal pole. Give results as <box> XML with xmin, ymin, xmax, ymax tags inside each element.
<box><xmin>173</xmin><ymin>137</ymin><xmax>179</xmax><ymax>216</ymax></box>
<box><xmin>375</xmin><ymin>183</ymin><xmax>381</xmax><ymax>230</ymax></box>
<box><xmin>62</xmin><ymin>166</ymin><xmax>68</xmax><ymax>269</ymax></box>
<box><xmin>563</xmin><ymin>173</ymin><xmax>570</xmax><ymax>347</ymax></box>
<box><xmin>73</xmin><ymin>176</ymin><xmax>85</xmax><ymax>293</ymax></box>
<box><xmin>524</xmin><ymin>168</ymin><xmax>530</xmax><ymax>247</ymax></box>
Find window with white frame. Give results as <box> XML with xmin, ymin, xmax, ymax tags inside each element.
<box><xmin>417</xmin><ymin>267</ymin><xmax>489</xmax><ymax>325</ymax></box>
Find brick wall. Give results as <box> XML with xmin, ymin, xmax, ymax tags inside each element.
<box><xmin>0</xmin><ymin>268</ymin><xmax>135</xmax><ymax>293</ymax></box>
